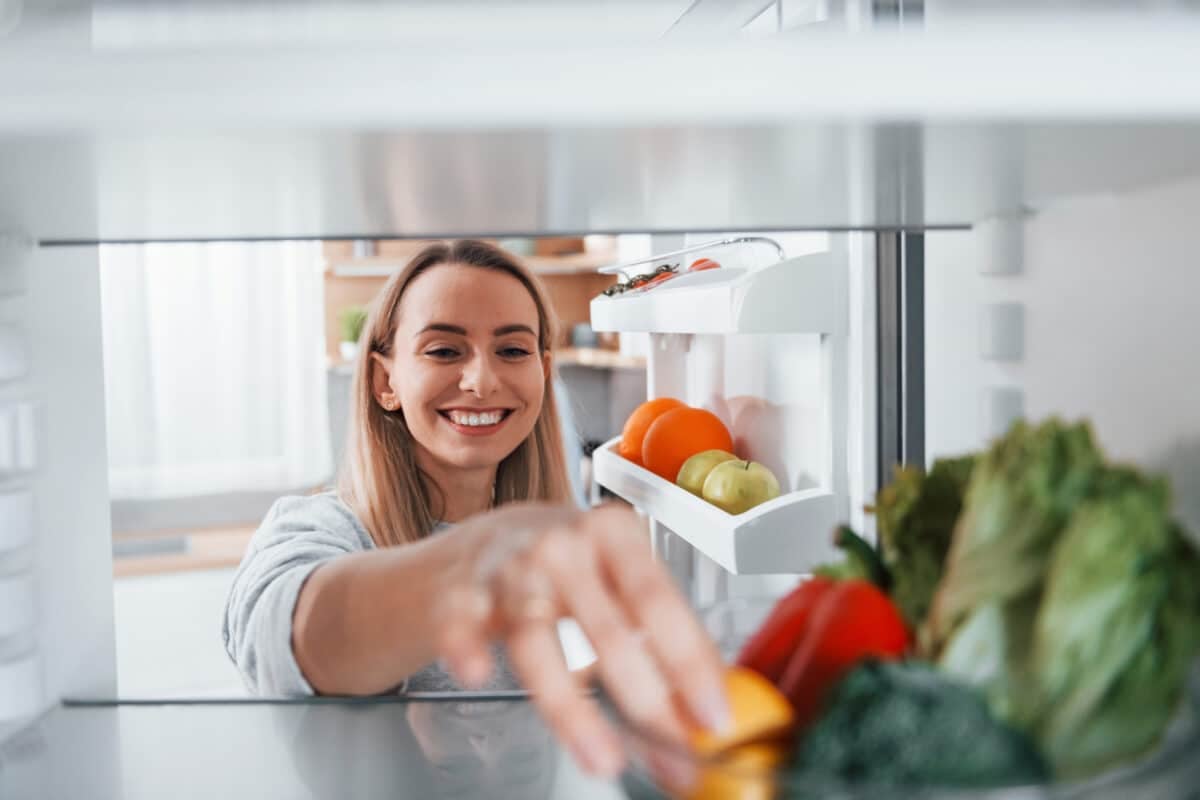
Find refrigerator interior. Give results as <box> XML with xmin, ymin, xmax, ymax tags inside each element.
<box><xmin>3</xmin><ymin>0</ymin><xmax>1200</xmax><ymax>755</ymax></box>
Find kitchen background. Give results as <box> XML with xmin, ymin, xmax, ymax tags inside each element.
<box><xmin>101</xmin><ymin>234</ymin><xmax>634</xmax><ymax>696</ymax></box>
<box><xmin>101</xmin><ymin>231</ymin><xmax>827</xmax><ymax>697</ymax></box>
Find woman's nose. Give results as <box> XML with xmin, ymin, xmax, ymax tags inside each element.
<box><xmin>459</xmin><ymin>353</ymin><xmax>499</xmax><ymax>397</ymax></box>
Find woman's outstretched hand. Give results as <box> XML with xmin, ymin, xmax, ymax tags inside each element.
<box><xmin>431</xmin><ymin>502</ymin><xmax>729</xmax><ymax>778</ymax></box>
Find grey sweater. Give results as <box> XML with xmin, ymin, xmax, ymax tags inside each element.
<box><xmin>222</xmin><ymin>491</ymin><xmax>520</xmax><ymax>696</ymax></box>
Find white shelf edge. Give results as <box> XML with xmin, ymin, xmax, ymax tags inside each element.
<box><xmin>589</xmin><ymin>252</ymin><xmax>846</xmax><ymax>335</ymax></box>
<box><xmin>593</xmin><ymin>437</ymin><xmax>841</xmax><ymax>575</ymax></box>
<box><xmin>329</xmin><ymin>254</ymin><xmax>613</xmax><ymax>278</ymax></box>
<box><xmin>11</xmin><ymin>25</ymin><xmax>1200</xmax><ymax>130</ymax></box>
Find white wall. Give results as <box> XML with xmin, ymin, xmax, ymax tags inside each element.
<box><xmin>926</xmin><ymin>175</ymin><xmax>1200</xmax><ymax>534</ymax></box>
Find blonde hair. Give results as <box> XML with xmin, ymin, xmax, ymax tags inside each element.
<box><xmin>337</xmin><ymin>240</ymin><xmax>572</xmax><ymax>547</ymax></box>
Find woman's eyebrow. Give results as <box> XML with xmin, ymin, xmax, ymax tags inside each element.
<box><xmin>419</xmin><ymin>323</ymin><xmax>468</xmax><ymax>336</ymax></box>
<box><xmin>493</xmin><ymin>324</ymin><xmax>537</xmax><ymax>337</ymax></box>
<box><xmin>418</xmin><ymin>323</ymin><xmax>536</xmax><ymax>337</ymax></box>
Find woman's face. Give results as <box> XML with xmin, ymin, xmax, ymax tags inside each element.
<box><xmin>375</xmin><ymin>263</ymin><xmax>549</xmax><ymax>474</ymax></box>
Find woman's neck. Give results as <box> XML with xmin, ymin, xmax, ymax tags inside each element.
<box><xmin>416</xmin><ymin>453</ymin><xmax>497</xmax><ymax>523</ymax></box>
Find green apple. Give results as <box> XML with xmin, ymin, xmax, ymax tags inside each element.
<box><xmin>676</xmin><ymin>449</ymin><xmax>739</xmax><ymax>496</ymax></box>
<box><xmin>701</xmin><ymin>460</ymin><xmax>781</xmax><ymax>514</ymax></box>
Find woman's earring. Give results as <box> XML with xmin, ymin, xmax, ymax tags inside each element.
<box><xmin>382</xmin><ymin>397</ymin><xmax>397</xmax><ymax>411</ymax></box>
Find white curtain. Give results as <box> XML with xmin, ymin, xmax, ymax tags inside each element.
<box><xmin>99</xmin><ymin>241</ymin><xmax>332</xmax><ymax>499</ymax></box>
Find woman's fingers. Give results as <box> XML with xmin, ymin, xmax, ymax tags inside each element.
<box><xmin>525</xmin><ymin>525</ymin><xmax>690</xmax><ymax>746</ymax></box>
<box><xmin>584</xmin><ymin>505</ymin><xmax>731</xmax><ymax>735</ymax></box>
<box><xmin>504</xmin><ymin>609</ymin><xmax>624</xmax><ymax>777</ymax></box>
<box><xmin>431</xmin><ymin>583</ymin><xmax>496</xmax><ymax>688</ymax></box>
<box><xmin>449</xmin><ymin>501</ymin><xmax>729</xmax><ymax>777</ymax></box>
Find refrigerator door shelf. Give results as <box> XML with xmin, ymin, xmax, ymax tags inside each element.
<box><xmin>590</xmin><ymin>252</ymin><xmax>846</xmax><ymax>336</ymax></box>
<box><xmin>593</xmin><ymin>437</ymin><xmax>840</xmax><ymax>575</ymax></box>
<box><xmin>596</xmin><ymin>236</ymin><xmax>785</xmax><ymax>277</ymax></box>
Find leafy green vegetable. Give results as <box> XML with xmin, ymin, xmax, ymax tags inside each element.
<box><xmin>927</xmin><ymin>418</ymin><xmax>1200</xmax><ymax>779</ymax></box>
<box><xmin>873</xmin><ymin>455</ymin><xmax>975</xmax><ymax>633</ymax></box>
<box><xmin>813</xmin><ymin>454</ymin><xmax>973</xmax><ymax>631</ymax></box>
<box><xmin>1025</xmin><ymin>478</ymin><xmax>1200</xmax><ymax>777</ymax></box>
<box><xmin>926</xmin><ymin>419</ymin><xmax>1103</xmax><ymax>658</ymax></box>
<box><xmin>785</xmin><ymin>661</ymin><xmax>1048</xmax><ymax>791</ymax></box>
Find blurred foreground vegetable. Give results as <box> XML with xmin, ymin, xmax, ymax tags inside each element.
<box><xmin>926</xmin><ymin>419</ymin><xmax>1103</xmax><ymax>659</ymax></box>
<box><xmin>814</xmin><ymin>454</ymin><xmax>973</xmax><ymax>634</ymax></box>
<box><xmin>777</xmin><ymin>580</ymin><xmax>909</xmax><ymax>727</ymax></box>
<box><xmin>873</xmin><ymin>455</ymin><xmax>975</xmax><ymax>631</ymax></box>
<box><xmin>736</xmin><ymin>577</ymin><xmax>834</xmax><ymax>684</ymax></box>
<box><xmin>929</xmin><ymin>418</ymin><xmax>1200</xmax><ymax>778</ymax></box>
<box><xmin>786</xmin><ymin>661</ymin><xmax>1048</xmax><ymax>791</ymax></box>
<box><xmin>814</xmin><ymin>525</ymin><xmax>890</xmax><ymax>589</ymax></box>
<box><xmin>1024</xmin><ymin>474</ymin><xmax>1200</xmax><ymax>777</ymax></box>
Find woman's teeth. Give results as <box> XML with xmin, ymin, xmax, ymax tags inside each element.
<box><xmin>446</xmin><ymin>410</ymin><xmax>505</xmax><ymax>427</ymax></box>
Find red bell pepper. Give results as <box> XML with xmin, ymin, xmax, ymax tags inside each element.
<box><xmin>735</xmin><ymin>576</ymin><xmax>834</xmax><ymax>684</ymax></box>
<box><xmin>777</xmin><ymin>579</ymin><xmax>909</xmax><ymax>727</ymax></box>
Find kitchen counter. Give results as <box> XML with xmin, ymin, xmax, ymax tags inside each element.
<box><xmin>0</xmin><ymin>697</ymin><xmax>649</xmax><ymax>800</ymax></box>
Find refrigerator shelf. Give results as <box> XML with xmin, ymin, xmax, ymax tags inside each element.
<box><xmin>593</xmin><ymin>436</ymin><xmax>841</xmax><ymax>575</ymax></box>
<box><xmin>589</xmin><ymin>252</ymin><xmax>845</xmax><ymax>335</ymax></box>
<box><xmin>595</xmin><ymin>236</ymin><xmax>784</xmax><ymax>277</ymax></box>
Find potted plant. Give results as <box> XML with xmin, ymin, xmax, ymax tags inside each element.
<box><xmin>338</xmin><ymin>306</ymin><xmax>369</xmax><ymax>362</ymax></box>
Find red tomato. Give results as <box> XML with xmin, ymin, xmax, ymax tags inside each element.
<box><xmin>689</xmin><ymin>258</ymin><xmax>720</xmax><ymax>272</ymax></box>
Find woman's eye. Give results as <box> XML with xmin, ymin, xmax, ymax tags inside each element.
<box><xmin>424</xmin><ymin>347</ymin><xmax>460</xmax><ymax>359</ymax></box>
<box><xmin>499</xmin><ymin>347</ymin><xmax>533</xmax><ymax>358</ymax></box>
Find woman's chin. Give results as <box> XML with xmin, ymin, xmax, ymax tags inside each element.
<box><xmin>434</xmin><ymin>441</ymin><xmax>523</xmax><ymax>472</ymax></box>
<box><xmin>445</xmin><ymin>453</ymin><xmax>507</xmax><ymax>472</ymax></box>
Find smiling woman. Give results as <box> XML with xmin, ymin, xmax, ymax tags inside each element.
<box><xmin>352</xmin><ymin>240</ymin><xmax>570</xmax><ymax>544</ymax></box>
<box><xmin>222</xmin><ymin>239</ymin><xmax>730</xmax><ymax>779</ymax></box>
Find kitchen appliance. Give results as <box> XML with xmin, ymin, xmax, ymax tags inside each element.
<box><xmin>3</xmin><ymin>3</ymin><xmax>1200</xmax><ymax>795</ymax></box>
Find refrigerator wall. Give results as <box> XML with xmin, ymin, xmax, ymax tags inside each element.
<box><xmin>0</xmin><ymin>242</ymin><xmax>116</xmax><ymax>725</ymax></box>
<box><xmin>926</xmin><ymin>175</ymin><xmax>1200</xmax><ymax>537</ymax></box>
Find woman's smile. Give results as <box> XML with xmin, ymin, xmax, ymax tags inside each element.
<box><xmin>438</xmin><ymin>407</ymin><xmax>515</xmax><ymax>436</ymax></box>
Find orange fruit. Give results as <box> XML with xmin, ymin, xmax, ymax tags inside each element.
<box><xmin>681</xmin><ymin>743</ymin><xmax>785</xmax><ymax>800</ymax></box>
<box><xmin>690</xmin><ymin>666</ymin><xmax>795</xmax><ymax>757</ymax></box>
<box><xmin>641</xmin><ymin>407</ymin><xmax>734</xmax><ymax>482</ymax></box>
<box><xmin>619</xmin><ymin>397</ymin><xmax>687</xmax><ymax>465</ymax></box>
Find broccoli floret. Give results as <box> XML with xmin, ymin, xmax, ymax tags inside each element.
<box><xmin>783</xmin><ymin>661</ymin><xmax>1048</xmax><ymax>793</ymax></box>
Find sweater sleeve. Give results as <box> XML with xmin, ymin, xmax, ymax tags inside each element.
<box><xmin>222</xmin><ymin>493</ymin><xmax>370</xmax><ymax>696</ymax></box>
